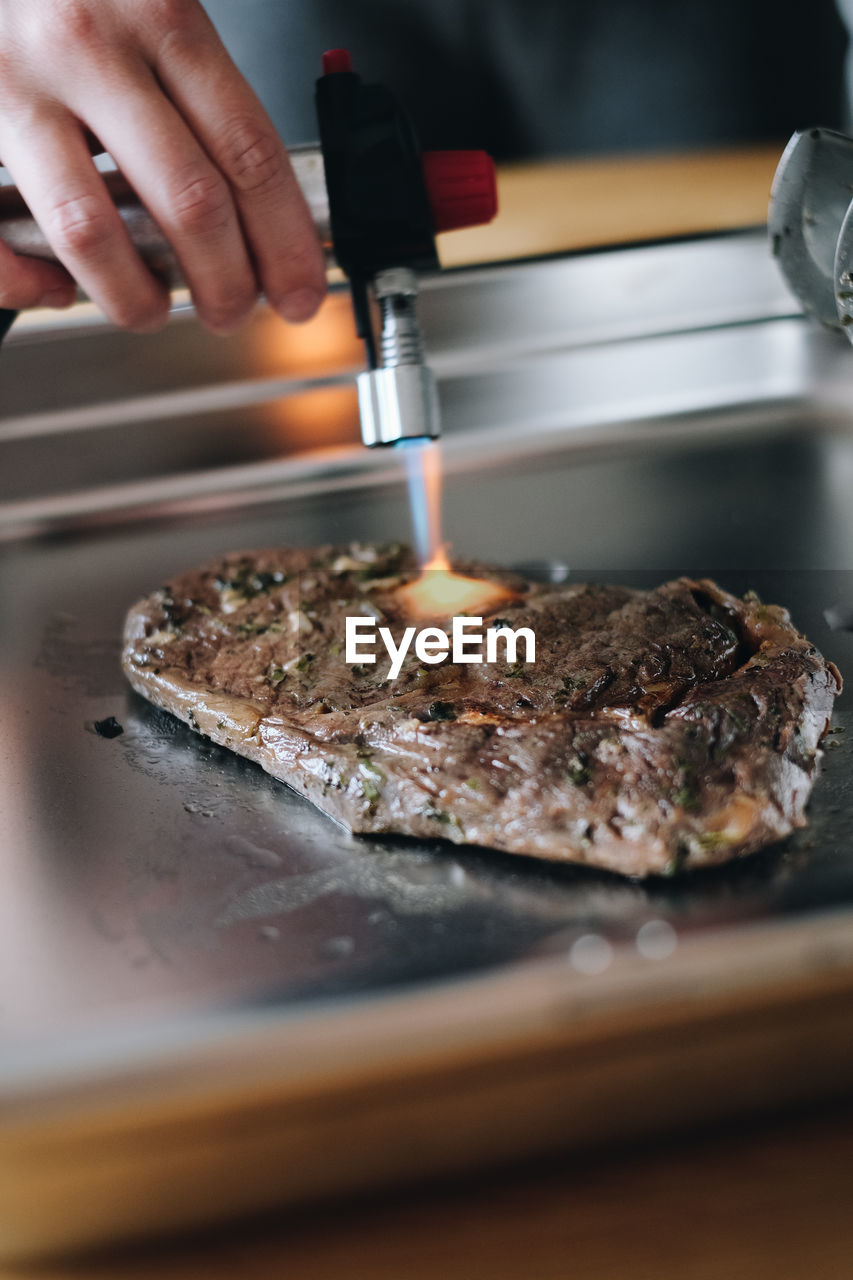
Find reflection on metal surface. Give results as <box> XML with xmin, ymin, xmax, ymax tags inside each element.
<box><xmin>270</xmin><ymin>385</ymin><xmax>360</xmax><ymax>453</ymax></box>
<box><xmin>636</xmin><ymin>919</ymin><xmax>678</xmax><ymax>960</ymax></box>
<box><xmin>512</xmin><ymin>559</ymin><xmax>572</xmax><ymax>584</ymax></box>
<box><xmin>825</xmin><ymin>604</ymin><xmax>853</xmax><ymax>631</ymax></box>
<box><xmin>253</xmin><ymin>291</ymin><xmax>362</xmax><ymax>378</ymax></box>
<box><xmin>569</xmin><ymin>935</ymin><xmax>614</xmax><ymax>976</ymax></box>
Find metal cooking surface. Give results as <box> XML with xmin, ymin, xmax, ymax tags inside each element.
<box><xmin>3</xmin><ymin>230</ymin><xmax>853</xmax><ymax>1094</ymax></box>
<box><xmin>1</xmin><ymin>428</ymin><xmax>851</xmax><ymax>1069</ymax></box>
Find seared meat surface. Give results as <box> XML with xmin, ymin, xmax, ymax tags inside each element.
<box><xmin>122</xmin><ymin>544</ymin><xmax>841</xmax><ymax>877</ymax></box>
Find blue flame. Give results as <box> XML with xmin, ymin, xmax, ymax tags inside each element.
<box><xmin>400</xmin><ymin>438</ymin><xmax>439</xmax><ymax>566</ymax></box>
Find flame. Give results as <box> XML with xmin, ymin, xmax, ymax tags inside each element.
<box><xmin>426</xmin><ymin>545</ymin><xmax>452</xmax><ymax>573</ymax></box>
<box><xmin>404</xmin><ymin>439</ymin><xmax>445</xmax><ymax>568</ymax></box>
<box><xmin>398</xmin><ymin>554</ymin><xmax>515</xmax><ymax>619</ymax></box>
<box><xmin>399</xmin><ymin>437</ymin><xmax>514</xmax><ymax>617</ymax></box>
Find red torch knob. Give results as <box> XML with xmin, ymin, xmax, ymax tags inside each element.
<box><xmin>421</xmin><ymin>150</ymin><xmax>498</xmax><ymax>233</ymax></box>
<box><xmin>321</xmin><ymin>48</ymin><xmax>353</xmax><ymax>75</ymax></box>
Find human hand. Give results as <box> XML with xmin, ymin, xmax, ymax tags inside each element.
<box><xmin>0</xmin><ymin>0</ymin><xmax>326</xmax><ymax>332</ymax></box>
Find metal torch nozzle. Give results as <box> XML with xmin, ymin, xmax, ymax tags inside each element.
<box><xmin>357</xmin><ymin>267</ymin><xmax>440</xmax><ymax>447</ymax></box>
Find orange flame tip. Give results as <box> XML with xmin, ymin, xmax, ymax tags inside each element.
<box><xmin>398</xmin><ymin>560</ymin><xmax>515</xmax><ymax>619</ymax></box>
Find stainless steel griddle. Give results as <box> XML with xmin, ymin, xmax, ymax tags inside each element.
<box><xmin>2</xmin><ymin>230</ymin><xmax>853</xmax><ymax>1261</ymax></box>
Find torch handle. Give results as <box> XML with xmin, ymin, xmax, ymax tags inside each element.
<box><xmin>0</xmin><ymin>145</ymin><xmax>332</xmax><ymax>294</ymax></box>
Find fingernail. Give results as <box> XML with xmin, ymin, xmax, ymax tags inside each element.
<box><xmin>38</xmin><ymin>286</ymin><xmax>75</xmax><ymax>309</ymax></box>
<box><xmin>277</xmin><ymin>287</ymin><xmax>323</xmax><ymax>323</ymax></box>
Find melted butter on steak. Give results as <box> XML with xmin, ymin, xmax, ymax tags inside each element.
<box><xmin>122</xmin><ymin>544</ymin><xmax>842</xmax><ymax>878</ymax></box>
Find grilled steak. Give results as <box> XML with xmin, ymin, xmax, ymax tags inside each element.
<box><xmin>122</xmin><ymin>545</ymin><xmax>842</xmax><ymax>877</ymax></box>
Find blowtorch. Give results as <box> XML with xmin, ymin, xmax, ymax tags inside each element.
<box><xmin>0</xmin><ymin>50</ymin><xmax>497</xmax><ymax>459</ymax></box>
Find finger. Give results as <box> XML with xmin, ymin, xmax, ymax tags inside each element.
<box><xmin>147</xmin><ymin>6</ymin><xmax>326</xmax><ymax>322</ymax></box>
<box><xmin>83</xmin><ymin>66</ymin><xmax>259</xmax><ymax>335</ymax></box>
<box><xmin>0</xmin><ymin>238</ymin><xmax>76</xmax><ymax>310</ymax></box>
<box><xmin>0</xmin><ymin>113</ymin><xmax>170</xmax><ymax>331</ymax></box>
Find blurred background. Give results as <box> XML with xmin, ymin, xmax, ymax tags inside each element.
<box><xmin>202</xmin><ymin>0</ymin><xmax>849</xmax><ymax>160</ymax></box>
